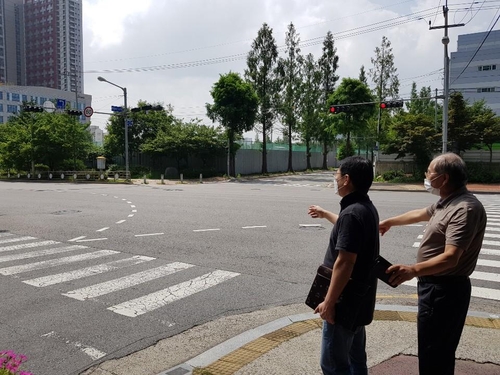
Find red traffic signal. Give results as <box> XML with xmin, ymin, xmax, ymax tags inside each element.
<box><xmin>329</xmin><ymin>105</ymin><xmax>349</xmax><ymax>114</ymax></box>
<box><xmin>380</xmin><ymin>100</ymin><xmax>403</xmax><ymax>109</ymax></box>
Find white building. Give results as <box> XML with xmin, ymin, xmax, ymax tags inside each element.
<box><xmin>0</xmin><ymin>84</ymin><xmax>91</xmax><ymax>124</ymax></box>
<box><xmin>89</xmin><ymin>125</ymin><xmax>104</xmax><ymax>146</ymax></box>
<box><xmin>450</xmin><ymin>30</ymin><xmax>500</xmax><ymax>115</ymax></box>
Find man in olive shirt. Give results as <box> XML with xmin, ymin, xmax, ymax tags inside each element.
<box><xmin>379</xmin><ymin>153</ymin><xmax>486</xmax><ymax>375</ymax></box>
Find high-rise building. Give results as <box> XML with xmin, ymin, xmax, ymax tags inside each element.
<box><xmin>0</xmin><ymin>0</ymin><xmax>83</xmax><ymax>94</ymax></box>
<box><xmin>450</xmin><ymin>30</ymin><xmax>500</xmax><ymax>115</ymax></box>
<box><xmin>24</xmin><ymin>0</ymin><xmax>84</xmax><ymax>94</ymax></box>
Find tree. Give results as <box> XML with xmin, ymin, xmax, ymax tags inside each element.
<box><xmin>359</xmin><ymin>65</ymin><xmax>367</xmax><ymax>85</ymax></box>
<box><xmin>276</xmin><ymin>22</ymin><xmax>302</xmax><ymax>172</ymax></box>
<box><xmin>448</xmin><ymin>92</ymin><xmax>477</xmax><ymax>154</ymax></box>
<box><xmin>384</xmin><ymin>113</ymin><xmax>441</xmax><ymax>176</ymax></box>
<box><xmin>329</xmin><ymin>78</ymin><xmax>375</xmax><ymax>156</ymax></box>
<box><xmin>317</xmin><ymin>31</ymin><xmax>340</xmax><ymax>169</ymax></box>
<box><xmin>470</xmin><ymin>100</ymin><xmax>500</xmax><ymax>162</ymax></box>
<box><xmin>298</xmin><ymin>53</ymin><xmax>322</xmax><ymax>169</ymax></box>
<box><xmin>206</xmin><ymin>72</ymin><xmax>258</xmax><ymax>176</ymax></box>
<box><xmin>406</xmin><ymin>83</ymin><xmax>436</xmax><ymax>118</ymax></box>
<box><xmin>245</xmin><ymin>23</ymin><xmax>279</xmax><ymax>174</ymax></box>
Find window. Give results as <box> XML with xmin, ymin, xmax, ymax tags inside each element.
<box><xmin>7</xmin><ymin>104</ymin><xmax>18</xmax><ymax>113</ymax></box>
<box><xmin>0</xmin><ymin>116</ymin><xmax>3</xmax><ymax>124</ymax></box>
<box><xmin>11</xmin><ymin>93</ymin><xmax>20</xmax><ymax>102</ymax></box>
<box><xmin>22</xmin><ymin>95</ymin><xmax>27</xmax><ymax>102</ymax></box>
<box><xmin>477</xmin><ymin>87</ymin><xmax>496</xmax><ymax>93</ymax></box>
<box><xmin>0</xmin><ymin>91</ymin><xmax>3</xmax><ymax>100</ymax></box>
<box><xmin>0</xmin><ymin>104</ymin><xmax>3</xmax><ymax>112</ymax></box>
<box><xmin>478</xmin><ymin>64</ymin><xmax>497</xmax><ymax>71</ymax></box>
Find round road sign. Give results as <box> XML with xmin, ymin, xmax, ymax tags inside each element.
<box><xmin>84</xmin><ymin>106</ymin><xmax>94</xmax><ymax>117</ymax></box>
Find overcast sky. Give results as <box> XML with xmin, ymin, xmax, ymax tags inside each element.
<box><xmin>82</xmin><ymin>0</ymin><xmax>498</xmax><ymax>138</ymax></box>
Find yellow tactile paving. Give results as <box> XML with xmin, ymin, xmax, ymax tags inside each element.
<box><xmin>194</xmin><ymin>310</ymin><xmax>500</xmax><ymax>375</ymax></box>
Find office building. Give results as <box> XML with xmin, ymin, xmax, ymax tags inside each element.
<box><xmin>450</xmin><ymin>30</ymin><xmax>500</xmax><ymax>115</ymax></box>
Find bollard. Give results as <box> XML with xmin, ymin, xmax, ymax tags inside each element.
<box><xmin>143</xmin><ymin>174</ymin><xmax>147</xmax><ymax>184</ymax></box>
<box><xmin>180</xmin><ymin>173</ymin><xmax>183</xmax><ymax>184</ymax></box>
<box><xmin>199</xmin><ymin>173</ymin><xmax>203</xmax><ymax>183</ymax></box>
<box><xmin>161</xmin><ymin>174</ymin><xmax>164</xmax><ymax>184</ymax></box>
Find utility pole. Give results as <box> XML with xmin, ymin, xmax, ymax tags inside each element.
<box><xmin>430</xmin><ymin>0</ymin><xmax>464</xmax><ymax>153</ymax></box>
<box><xmin>435</xmin><ymin>88</ymin><xmax>438</xmax><ymax>129</ymax></box>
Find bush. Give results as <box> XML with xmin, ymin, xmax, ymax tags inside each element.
<box><xmin>466</xmin><ymin>162</ymin><xmax>500</xmax><ymax>183</ymax></box>
<box><xmin>337</xmin><ymin>143</ymin><xmax>355</xmax><ymax>161</ymax></box>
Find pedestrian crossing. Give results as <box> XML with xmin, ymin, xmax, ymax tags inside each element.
<box><xmin>0</xmin><ymin>234</ymin><xmax>240</xmax><ymax>317</ymax></box>
<box><xmin>403</xmin><ymin>195</ymin><xmax>500</xmax><ymax>301</ymax></box>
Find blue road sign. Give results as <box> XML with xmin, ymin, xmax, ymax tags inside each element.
<box><xmin>111</xmin><ymin>106</ymin><xmax>123</xmax><ymax>112</ymax></box>
<box><xmin>57</xmin><ymin>99</ymin><xmax>66</xmax><ymax>109</ymax></box>
<box><xmin>126</xmin><ymin>119</ymin><xmax>133</xmax><ymax>127</ymax></box>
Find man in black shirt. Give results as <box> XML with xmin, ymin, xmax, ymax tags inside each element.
<box><xmin>309</xmin><ymin>156</ymin><xmax>379</xmax><ymax>375</ymax></box>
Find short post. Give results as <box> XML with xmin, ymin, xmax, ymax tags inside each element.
<box><xmin>199</xmin><ymin>173</ymin><xmax>203</xmax><ymax>183</ymax></box>
<box><xmin>180</xmin><ymin>173</ymin><xmax>183</xmax><ymax>184</ymax></box>
<box><xmin>161</xmin><ymin>174</ymin><xmax>164</xmax><ymax>184</ymax></box>
<box><xmin>143</xmin><ymin>174</ymin><xmax>147</xmax><ymax>184</ymax></box>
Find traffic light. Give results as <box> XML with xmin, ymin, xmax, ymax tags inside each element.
<box><xmin>66</xmin><ymin>109</ymin><xmax>83</xmax><ymax>116</ymax></box>
<box><xmin>380</xmin><ymin>100</ymin><xmax>404</xmax><ymax>109</ymax></box>
<box><xmin>329</xmin><ymin>105</ymin><xmax>349</xmax><ymax>114</ymax></box>
<box><xmin>24</xmin><ymin>105</ymin><xmax>43</xmax><ymax>113</ymax></box>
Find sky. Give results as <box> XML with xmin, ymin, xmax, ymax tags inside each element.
<box><xmin>82</xmin><ymin>0</ymin><xmax>499</xmax><ymax>139</ymax></box>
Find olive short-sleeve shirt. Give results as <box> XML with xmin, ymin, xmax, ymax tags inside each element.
<box><xmin>419</xmin><ymin>187</ymin><xmax>487</xmax><ymax>276</ymax></box>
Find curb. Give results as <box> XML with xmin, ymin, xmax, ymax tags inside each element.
<box><xmin>160</xmin><ymin>306</ymin><xmax>500</xmax><ymax>375</ymax></box>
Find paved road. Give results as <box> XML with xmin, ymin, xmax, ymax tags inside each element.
<box><xmin>0</xmin><ymin>177</ymin><xmax>498</xmax><ymax>374</ymax></box>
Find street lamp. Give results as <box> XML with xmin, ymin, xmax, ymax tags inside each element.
<box><xmin>97</xmin><ymin>76</ymin><xmax>129</xmax><ymax>180</ymax></box>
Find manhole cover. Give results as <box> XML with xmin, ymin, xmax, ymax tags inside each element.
<box><xmin>52</xmin><ymin>210</ymin><xmax>82</xmax><ymax>215</ymax></box>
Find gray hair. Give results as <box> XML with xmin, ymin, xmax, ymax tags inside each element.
<box><xmin>433</xmin><ymin>153</ymin><xmax>468</xmax><ymax>188</ymax></box>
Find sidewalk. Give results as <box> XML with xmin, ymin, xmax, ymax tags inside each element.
<box><xmin>81</xmin><ymin>303</ymin><xmax>500</xmax><ymax>375</ymax></box>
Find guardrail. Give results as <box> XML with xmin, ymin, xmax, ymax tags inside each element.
<box><xmin>0</xmin><ymin>171</ymin><xmax>130</xmax><ymax>181</ymax></box>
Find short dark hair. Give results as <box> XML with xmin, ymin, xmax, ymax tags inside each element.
<box><xmin>339</xmin><ymin>156</ymin><xmax>373</xmax><ymax>194</ymax></box>
<box><xmin>433</xmin><ymin>153</ymin><xmax>468</xmax><ymax>189</ymax></box>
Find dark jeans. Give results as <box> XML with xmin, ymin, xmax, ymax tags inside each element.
<box><xmin>417</xmin><ymin>277</ymin><xmax>471</xmax><ymax>375</ymax></box>
<box><xmin>320</xmin><ymin>321</ymin><xmax>368</xmax><ymax>375</ymax></box>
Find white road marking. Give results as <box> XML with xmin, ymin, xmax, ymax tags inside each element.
<box><xmin>487</xmin><ymin>214</ymin><xmax>500</xmax><ymax>218</ymax></box>
<box><xmin>132</xmin><ymin>210</ymin><xmax>137</xmax><ymax>213</ymax></box>
<box><xmin>0</xmin><ymin>250</ymin><xmax>119</xmax><ymax>275</ymax></box>
<box><xmin>96</xmin><ymin>227</ymin><xmax>109</xmax><ymax>232</ymax></box>
<box><xmin>0</xmin><ymin>245</ymin><xmax>87</xmax><ymax>263</ymax></box>
<box><xmin>76</xmin><ymin>238</ymin><xmax>108</xmax><ymax>243</ymax></box>
<box><xmin>41</xmin><ymin>331</ymin><xmax>106</xmax><ymax>361</ymax></box>
<box><xmin>193</xmin><ymin>228</ymin><xmax>220</xmax><ymax>232</ymax></box>
<box><xmin>484</xmin><ymin>233</ymin><xmax>500</xmax><ymax>239</ymax></box>
<box><xmin>487</xmin><ymin>222</ymin><xmax>500</xmax><ymax>226</ymax></box>
<box><xmin>402</xmin><ymin>279</ymin><xmax>500</xmax><ymax>301</ymax></box>
<box><xmin>472</xmin><ymin>271</ymin><xmax>500</xmax><ymax>283</ymax></box>
<box><xmin>128</xmin><ymin>214</ymin><xmax>134</xmax><ymax>218</ymax></box>
<box><xmin>68</xmin><ymin>236</ymin><xmax>86</xmax><ymax>242</ymax></box>
<box><xmin>0</xmin><ymin>233</ymin><xmax>13</xmax><ymax>238</ymax></box>
<box><xmin>242</xmin><ymin>226</ymin><xmax>267</xmax><ymax>229</ymax></box>
<box><xmin>299</xmin><ymin>224</ymin><xmax>322</xmax><ymax>227</ymax></box>
<box><xmin>62</xmin><ymin>262</ymin><xmax>194</xmax><ymax>301</ymax></box>
<box><xmin>116</xmin><ymin>220</ymin><xmax>126</xmax><ymax>224</ymax></box>
<box><xmin>487</xmin><ymin>218</ymin><xmax>500</xmax><ymax>222</ymax></box>
<box><xmin>406</xmin><ymin>224</ymin><xmax>424</xmax><ymax>227</ymax></box>
<box><xmin>487</xmin><ymin>227</ymin><xmax>500</xmax><ymax>231</ymax></box>
<box><xmin>483</xmin><ymin>240</ymin><xmax>500</xmax><ymax>247</ymax></box>
<box><xmin>417</xmin><ymin>235</ymin><xmax>423</xmax><ymax>239</ymax></box>
<box><xmin>114</xmin><ymin>196</ymin><xmax>118</xmax><ymax>199</ymax></box>
<box><xmin>412</xmin><ymin>242</ymin><xmax>420</xmax><ymax>247</ymax></box>
<box><xmin>122</xmin><ymin>198</ymin><xmax>126</xmax><ymax>201</ymax></box>
<box><xmin>127</xmin><ymin>201</ymin><xmax>132</xmax><ymax>204</ymax></box>
<box><xmin>134</xmin><ymin>233</ymin><xmax>164</xmax><ymax>237</ymax></box>
<box><xmin>0</xmin><ymin>236</ymin><xmax>36</xmax><ymax>244</ymax></box>
<box><xmin>130</xmin><ymin>205</ymin><xmax>136</xmax><ymax>208</ymax></box>
<box><xmin>481</xmin><ymin>248</ymin><xmax>500</xmax><ymax>256</ymax></box>
<box><xmin>108</xmin><ymin>270</ymin><xmax>240</xmax><ymax>317</ymax></box>
<box><xmin>0</xmin><ymin>240</ymin><xmax>59</xmax><ymax>253</ymax></box>
<box><xmin>477</xmin><ymin>259</ymin><xmax>500</xmax><ymax>268</ymax></box>
<box><xmin>24</xmin><ymin>255</ymin><xmax>155</xmax><ymax>287</ymax></box>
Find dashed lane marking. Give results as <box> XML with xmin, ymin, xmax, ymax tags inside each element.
<box><xmin>68</xmin><ymin>236</ymin><xmax>86</xmax><ymax>242</ymax></box>
<box><xmin>75</xmin><ymin>238</ymin><xmax>108</xmax><ymax>243</ymax></box>
<box><xmin>134</xmin><ymin>232</ymin><xmax>164</xmax><ymax>237</ymax></box>
<box><xmin>193</xmin><ymin>228</ymin><xmax>220</xmax><ymax>232</ymax></box>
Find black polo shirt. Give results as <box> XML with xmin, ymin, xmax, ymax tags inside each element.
<box><xmin>323</xmin><ymin>190</ymin><xmax>380</xmax><ymax>326</ymax></box>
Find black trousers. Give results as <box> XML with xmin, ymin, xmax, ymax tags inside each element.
<box><xmin>417</xmin><ymin>277</ymin><xmax>471</xmax><ymax>375</ymax></box>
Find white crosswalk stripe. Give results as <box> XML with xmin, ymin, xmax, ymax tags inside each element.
<box><xmin>23</xmin><ymin>255</ymin><xmax>156</xmax><ymax>287</ymax></box>
<box><xmin>62</xmin><ymin>262</ymin><xmax>194</xmax><ymax>301</ymax></box>
<box><xmin>0</xmin><ymin>236</ymin><xmax>36</xmax><ymax>244</ymax></box>
<box><xmin>0</xmin><ymin>240</ymin><xmax>59</xmax><ymax>253</ymax></box>
<box><xmin>0</xmin><ymin>245</ymin><xmax>87</xmax><ymax>263</ymax></box>
<box><xmin>108</xmin><ymin>270</ymin><xmax>240</xmax><ymax>317</ymax></box>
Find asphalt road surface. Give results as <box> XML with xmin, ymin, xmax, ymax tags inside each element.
<box><xmin>0</xmin><ymin>174</ymin><xmax>498</xmax><ymax>375</ymax></box>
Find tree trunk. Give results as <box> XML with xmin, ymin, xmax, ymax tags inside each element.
<box><xmin>262</xmin><ymin>118</ymin><xmax>268</xmax><ymax>174</ymax></box>
<box><xmin>322</xmin><ymin>140</ymin><xmax>328</xmax><ymax>169</ymax></box>
<box><xmin>306</xmin><ymin>139</ymin><xmax>311</xmax><ymax>170</ymax></box>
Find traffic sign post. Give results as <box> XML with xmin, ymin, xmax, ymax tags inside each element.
<box><xmin>83</xmin><ymin>106</ymin><xmax>94</xmax><ymax>117</ymax></box>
